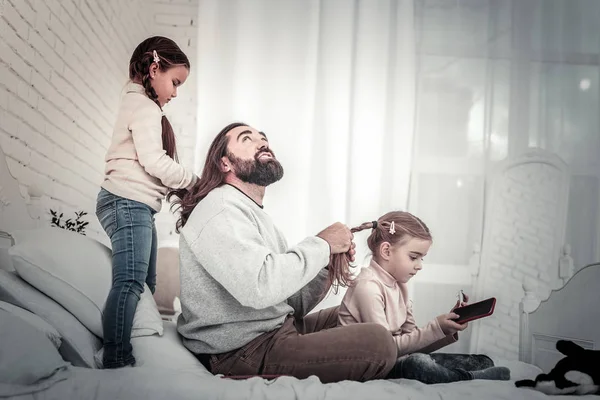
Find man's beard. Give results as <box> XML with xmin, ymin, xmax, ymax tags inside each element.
<box><xmin>227</xmin><ymin>150</ymin><xmax>284</xmax><ymax>186</ymax></box>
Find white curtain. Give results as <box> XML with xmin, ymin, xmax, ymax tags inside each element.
<box><xmin>410</xmin><ymin>0</ymin><xmax>600</xmax><ymax>273</ymax></box>
<box><xmin>194</xmin><ymin>0</ymin><xmax>600</xmax><ymax>313</ymax></box>
<box><xmin>194</xmin><ymin>0</ymin><xmax>417</xmax><ymax>307</ymax></box>
<box><xmin>410</xmin><ymin>0</ymin><xmax>600</xmax><ymax>357</ymax></box>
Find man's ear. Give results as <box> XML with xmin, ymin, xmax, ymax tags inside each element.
<box><xmin>379</xmin><ymin>242</ymin><xmax>391</xmax><ymax>261</ymax></box>
<box><xmin>220</xmin><ymin>157</ymin><xmax>231</xmax><ymax>173</ymax></box>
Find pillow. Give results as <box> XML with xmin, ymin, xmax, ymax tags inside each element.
<box><xmin>0</xmin><ymin>300</ymin><xmax>61</xmax><ymax>348</ymax></box>
<box><xmin>129</xmin><ymin>321</ymin><xmax>209</xmax><ymax>375</ymax></box>
<box><xmin>132</xmin><ymin>283</ymin><xmax>164</xmax><ymax>337</ymax></box>
<box><xmin>94</xmin><ymin>283</ymin><xmax>164</xmax><ymax>368</ymax></box>
<box><xmin>9</xmin><ymin>227</ymin><xmax>112</xmax><ymax>338</ymax></box>
<box><xmin>0</xmin><ymin>309</ymin><xmax>70</xmax><ymax>397</ymax></box>
<box><xmin>95</xmin><ymin>321</ymin><xmax>207</xmax><ymax>375</ymax></box>
<box><xmin>154</xmin><ymin>247</ymin><xmax>181</xmax><ymax>315</ymax></box>
<box><xmin>0</xmin><ymin>269</ymin><xmax>101</xmax><ymax>368</ymax></box>
<box><xmin>0</xmin><ymin>247</ymin><xmax>14</xmax><ymax>272</ymax></box>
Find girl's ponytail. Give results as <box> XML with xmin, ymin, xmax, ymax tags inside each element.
<box><xmin>325</xmin><ymin>222</ymin><xmax>375</xmax><ymax>294</ymax></box>
<box><xmin>161</xmin><ymin>117</ymin><xmax>178</xmax><ymax>161</ymax></box>
<box><xmin>139</xmin><ymin>61</ymin><xmax>178</xmax><ymax>161</ymax></box>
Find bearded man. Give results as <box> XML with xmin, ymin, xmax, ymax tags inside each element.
<box><xmin>169</xmin><ymin>123</ymin><xmax>395</xmax><ymax>383</ymax></box>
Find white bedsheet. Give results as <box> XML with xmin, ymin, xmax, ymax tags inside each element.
<box><xmin>6</xmin><ymin>322</ymin><xmax>595</xmax><ymax>400</ymax></box>
<box><xmin>3</xmin><ymin>366</ymin><xmax>598</xmax><ymax>400</ymax></box>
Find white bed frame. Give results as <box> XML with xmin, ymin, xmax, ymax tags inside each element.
<box><xmin>519</xmin><ymin>263</ymin><xmax>600</xmax><ymax>373</ymax></box>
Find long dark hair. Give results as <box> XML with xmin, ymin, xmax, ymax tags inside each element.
<box><xmin>326</xmin><ymin>211</ymin><xmax>433</xmax><ymax>293</ymax></box>
<box><xmin>128</xmin><ymin>36</ymin><xmax>190</xmax><ymax>161</ymax></box>
<box><xmin>167</xmin><ymin>123</ymin><xmax>247</xmax><ymax>232</ymax></box>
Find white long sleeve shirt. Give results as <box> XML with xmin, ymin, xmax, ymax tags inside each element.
<box><xmin>338</xmin><ymin>260</ymin><xmax>457</xmax><ymax>357</ymax></box>
<box><xmin>101</xmin><ymin>82</ymin><xmax>196</xmax><ymax>211</ymax></box>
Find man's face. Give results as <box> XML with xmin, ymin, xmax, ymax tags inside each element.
<box><xmin>223</xmin><ymin>125</ymin><xmax>284</xmax><ymax>186</ymax></box>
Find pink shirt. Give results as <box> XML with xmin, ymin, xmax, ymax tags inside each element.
<box><xmin>338</xmin><ymin>259</ymin><xmax>456</xmax><ymax>357</ymax></box>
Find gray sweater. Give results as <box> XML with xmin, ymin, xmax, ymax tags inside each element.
<box><xmin>177</xmin><ymin>184</ymin><xmax>331</xmax><ymax>354</ymax></box>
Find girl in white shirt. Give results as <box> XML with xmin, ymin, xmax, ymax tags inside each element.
<box><xmin>338</xmin><ymin>211</ymin><xmax>510</xmax><ymax>383</ymax></box>
<box><xmin>96</xmin><ymin>36</ymin><xmax>197</xmax><ymax>368</ymax></box>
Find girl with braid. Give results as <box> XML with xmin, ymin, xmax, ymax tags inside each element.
<box><xmin>337</xmin><ymin>211</ymin><xmax>510</xmax><ymax>383</ymax></box>
<box><xmin>96</xmin><ymin>36</ymin><xmax>197</xmax><ymax>368</ymax></box>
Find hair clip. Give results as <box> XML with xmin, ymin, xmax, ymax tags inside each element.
<box><xmin>153</xmin><ymin>50</ymin><xmax>160</xmax><ymax>64</ymax></box>
<box><xmin>389</xmin><ymin>221</ymin><xmax>396</xmax><ymax>235</ymax></box>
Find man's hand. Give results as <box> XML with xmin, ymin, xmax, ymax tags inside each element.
<box><xmin>436</xmin><ymin>313</ymin><xmax>468</xmax><ymax>336</ymax></box>
<box><xmin>317</xmin><ymin>222</ymin><xmax>353</xmax><ymax>255</ymax></box>
<box><xmin>346</xmin><ymin>242</ymin><xmax>356</xmax><ymax>262</ymax></box>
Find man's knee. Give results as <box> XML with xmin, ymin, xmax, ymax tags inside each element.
<box><xmin>358</xmin><ymin>323</ymin><xmax>396</xmax><ymax>379</ymax></box>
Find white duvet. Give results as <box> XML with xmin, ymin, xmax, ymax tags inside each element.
<box><xmin>6</xmin><ymin>367</ymin><xmax>599</xmax><ymax>400</ymax></box>
<box><xmin>5</xmin><ymin>322</ymin><xmax>598</xmax><ymax>400</ymax></box>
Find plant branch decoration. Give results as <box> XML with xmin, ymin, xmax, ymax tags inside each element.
<box><xmin>50</xmin><ymin>210</ymin><xmax>89</xmax><ymax>236</ymax></box>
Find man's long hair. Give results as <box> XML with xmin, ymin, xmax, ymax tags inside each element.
<box><xmin>167</xmin><ymin>122</ymin><xmax>247</xmax><ymax>232</ymax></box>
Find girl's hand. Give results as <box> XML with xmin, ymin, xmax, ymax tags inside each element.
<box><xmin>436</xmin><ymin>313</ymin><xmax>468</xmax><ymax>336</ymax></box>
<box><xmin>451</xmin><ymin>292</ymin><xmax>469</xmax><ymax>312</ymax></box>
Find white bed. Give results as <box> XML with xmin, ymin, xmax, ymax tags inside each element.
<box><xmin>0</xmin><ymin>146</ymin><xmax>598</xmax><ymax>400</ymax></box>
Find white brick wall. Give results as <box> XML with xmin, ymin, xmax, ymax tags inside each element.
<box><xmin>0</xmin><ymin>0</ymin><xmax>198</xmax><ymax>242</ymax></box>
<box><xmin>478</xmin><ymin>163</ymin><xmax>566</xmax><ymax>360</ymax></box>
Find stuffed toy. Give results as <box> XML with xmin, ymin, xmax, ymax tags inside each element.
<box><xmin>515</xmin><ymin>340</ymin><xmax>599</xmax><ymax>395</ymax></box>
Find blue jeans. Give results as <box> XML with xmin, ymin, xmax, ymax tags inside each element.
<box><xmin>387</xmin><ymin>353</ymin><xmax>494</xmax><ymax>383</ymax></box>
<box><xmin>96</xmin><ymin>188</ymin><xmax>157</xmax><ymax>368</ymax></box>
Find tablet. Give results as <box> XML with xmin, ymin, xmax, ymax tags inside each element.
<box><xmin>452</xmin><ymin>297</ymin><xmax>496</xmax><ymax>324</ymax></box>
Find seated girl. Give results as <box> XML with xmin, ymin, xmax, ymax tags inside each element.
<box><xmin>337</xmin><ymin>211</ymin><xmax>510</xmax><ymax>383</ymax></box>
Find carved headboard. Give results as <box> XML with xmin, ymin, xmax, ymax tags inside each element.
<box><xmin>471</xmin><ymin>148</ymin><xmax>570</xmax><ymax>359</ymax></box>
<box><xmin>519</xmin><ymin>263</ymin><xmax>600</xmax><ymax>372</ymax></box>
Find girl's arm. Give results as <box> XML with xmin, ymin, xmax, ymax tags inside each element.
<box><xmin>129</xmin><ymin>101</ymin><xmax>196</xmax><ymax>190</ymax></box>
<box><xmin>401</xmin><ymin>302</ymin><xmax>458</xmax><ymax>354</ymax></box>
<box><xmin>343</xmin><ymin>281</ymin><xmax>454</xmax><ymax>357</ymax></box>
<box><xmin>286</xmin><ymin>268</ymin><xmax>330</xmax><ymax>319</ymax></box>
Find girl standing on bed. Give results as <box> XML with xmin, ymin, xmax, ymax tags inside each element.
<box><xmin>96</xmin><ymin>36</ymin><xmax>197</xmax><ymax>369</ymax></box>
<box><xmin>337</xmin><ymin>211</ymin><xmax>510</xmax><ymax>383</ymax></box>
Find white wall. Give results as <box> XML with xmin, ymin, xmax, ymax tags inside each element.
<box><xmin>0</xmin><ymin>0</ymin><xmax>198</xmax><ymax>242</ymax></box>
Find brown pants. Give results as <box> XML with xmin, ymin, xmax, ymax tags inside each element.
<box><xmin>202</xmin><ymin>306</ymin><xmax>396</xmax><ymax>383</ymax></box>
